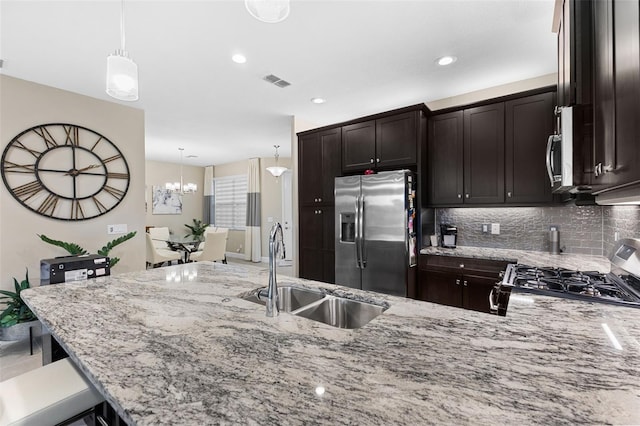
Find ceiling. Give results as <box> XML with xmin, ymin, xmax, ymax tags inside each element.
<box><xmin>0</xmin><ymin>0</ymin><xmax>557</xmax><ymax>167</ymax></box>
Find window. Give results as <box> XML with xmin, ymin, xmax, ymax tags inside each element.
<box><xmin>213</xmin><ymin>175</ymin><xmax>247</xmax><ymax>230</ymax></box>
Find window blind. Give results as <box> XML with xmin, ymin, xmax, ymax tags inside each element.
<box><xmin>213</xmin><ymin>175</ymin><xmax>247</xmax><ymax>230</ymax></box>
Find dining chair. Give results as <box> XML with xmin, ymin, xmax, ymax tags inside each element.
<box><xmin>145</xmin><ymin>233</ymin><xmax>183</xmax><ymax>268</ymax></box>
<box><xmin>192</xmin><ymin>227</ymin><xmax>228</xmax><ymax>253</ymax></box>
<box><xmin>148</xmin><ymin>227</ymin><xmax>170</xmax><ymax>250</ymax></box>
<box><xmin>190</xmin><ymin>230</ymin><xmax>227</xmax><ymax>263</ymax></box>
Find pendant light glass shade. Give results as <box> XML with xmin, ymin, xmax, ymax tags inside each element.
<box><xmin>106</xmin><ymin>0</ymin><xmax>139</xmax><ymax>101</ymax></box>
<box><xmin>266</xmin><ymin>144</ymin><xmax>288</xmax><ymax>177</ymax></box>
<box><xmin>106</xmin><ymin>50</ymin><xmax>139</xmax><ymax>101</ymax></box>
<box><xmin>245</xmin><ymin>0</ymin><xmax>290</xmax><ymax>23</ymax></box>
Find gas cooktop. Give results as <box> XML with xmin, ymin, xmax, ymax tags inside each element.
<box><xmin>492</xmin><ymin>239</ymin><xmax>640</xmax><ymax>313</ymax></box>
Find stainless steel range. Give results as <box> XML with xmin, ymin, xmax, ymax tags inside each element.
<box><xmin>490</xmin><ymin>238</ymin><xmax>640</xmax><ymax>315</ymax></box>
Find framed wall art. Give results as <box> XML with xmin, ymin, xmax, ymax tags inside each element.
<box><xmin>152</xmin><ymin>186</ymin><xmax>182</xmax><ymax>215</ymax></box>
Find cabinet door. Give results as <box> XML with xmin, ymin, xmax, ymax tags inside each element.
<box><xmin>375</xmin><ymin>112</ymin><xmax>417</xmax><ymax>169</ymax></box>
<box><xmin>505</xmin><ymin>92</ymin><xmax>555</xmax><ymax>204</ymax></box>
<box><xmin>420</xmin><ymin>269</ymin><xmax>463</xmax><ymax>308</ymax></box>
<box><xmin>557</xmin><ymin>0</ymin><xmax>568</xmax><ymax>107</ymax></box>
<box><xmin>427</xmin><ymin>111</ymin><xmax>464</xmax><ymax>205</ymax></box>
<box><xmin>593</xmin><ymin>0</ymin><xmax>616</xmax><ymax>186</ymax></box>
<box><xmin>342</xmin><ymin>121</ymin><xmax>376</xmax><ymax>173</ymax></box>
<box><xmin>463</xmin><ymin>103</ymin><xmax>505</xmax><ymax>204</ymax></box>
<box><xmin>299</xmin><ymin>206</ymin><xmax>333</xmax><ymax>282</ymax></box>
<box><xmin>462</xmin><ymin>273</ymin><xmax>499</xmax><ymax>314</ymax></box>
<box><xmin>299</xmin><ymin>128</ymin><xmax>341</xmax><ymax>206</ymax></box>
<box><xmin>612</xmin><ymin>0</ymin><xmax>640</xmax><ymax>188</ymax></box>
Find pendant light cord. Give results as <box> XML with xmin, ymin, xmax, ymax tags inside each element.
<box><xmin>120</xmin><ymin>0</ymin><xmax>126</xmax><ymax>52</ymax></box>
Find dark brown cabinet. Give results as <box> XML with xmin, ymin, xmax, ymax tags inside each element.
<box><xmin>463</xmin><ymin>103</ymin><xmax>505</xmax><ymax>204</ymax></box>
<box><xmin>299</xmin><ymin>128</ymin><xmax>342</xmax><ymax>206</ymax></box>
<box><xmin>427</xmin><ymin>111</ymin><xmax>464</xmax><ymax>205</ymax></box>
<box><xmin>505</xmin><ymin>92</ymin><xmax>555</xmax><ymax>204</ymax></box>
<box><xmin>427</xmin><ymin>89</ymin><xmax>556</xmax><ymax>207</ymax></box>
<box><xmin>342</xmin><ymin>111</ymin><xmax>418</xmax><ymax>173</ymax></box>
<box><xmin>417</xmin><ymin>255</ymin><xmax>508</xmax><ymax>314</ymax></box>
<box><xmin>299</xmin><ymin>206</ymin><xmax>335</xmax><ymax>283</ymax></box>
<box><xmin>298</xmin><ymin>127</ymin><xmax>341</xmax><ymax>283</ymax></box>
<box><xmin>591</xmin><ymin>0</ymin><xmax>640</xmax><ymax>192</ymax></box>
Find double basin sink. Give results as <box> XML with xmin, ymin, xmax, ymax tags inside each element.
<box><xmin>242</xmin><ymin>286</ymin><xmax>387</xmax><ymax>329</ymax></box>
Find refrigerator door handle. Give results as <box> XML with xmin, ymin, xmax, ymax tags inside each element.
<box><xmin>359</xmin><ymin>196</ymin><xmax>366</xmax><ymax>267</ymax></box>
<box><xmin>354</xmin><ymin>196</ymin><xmax>362</xmax><ymax>269</ymax></box>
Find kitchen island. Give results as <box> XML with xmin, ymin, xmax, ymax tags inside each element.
<box><xmin>22</xmin><ymin>262</ymin><xmax>640</xmax><ymax>425</ymax></box>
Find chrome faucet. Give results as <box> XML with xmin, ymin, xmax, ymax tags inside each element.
<box><xmin>266</xmin><ymin>222</ymin><xmax>286</xmax><ymax>317</ymax></box>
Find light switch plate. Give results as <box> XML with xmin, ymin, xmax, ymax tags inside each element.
<box><xmin>107</xmin><ymin>224</ymin><xmax>128</xmax><ymax>235</ymax></box>
<box><xmin>491</xmin><ymin>223</ymin><xmax>500</xmax><ymax>235</ymax></box>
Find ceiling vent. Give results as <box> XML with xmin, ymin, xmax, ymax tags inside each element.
<box><xmin>263</xmin><ymin>74</ymin><xmax>291</xmax><ymax>88</ymax></box>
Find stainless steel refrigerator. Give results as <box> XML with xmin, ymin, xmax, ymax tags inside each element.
<box><xmin>335</xmin><ymin>170</ymin><xmax>417</xmax><ymax>297</ymax></box>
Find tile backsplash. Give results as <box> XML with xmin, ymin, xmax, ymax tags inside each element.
<box><xmin>433</xmin><ymin>205</ymin><xmax>640</xmax><ymax>256</ymax></box>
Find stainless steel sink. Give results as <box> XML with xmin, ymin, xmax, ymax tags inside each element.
<box><xmin>242</xmin><ymin>286</ymin><xmax>325</xmax><ymax>312</ymax></box>
<box><xmin>293</xmin><ymin>297</ymin><xmax>387</xmax><ymax>329</ymax></box>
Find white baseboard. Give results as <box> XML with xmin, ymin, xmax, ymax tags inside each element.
<box><xmin>225</xmin><ymin>252</ymin><xmax>246</xmax><ymax>260</ymax></box>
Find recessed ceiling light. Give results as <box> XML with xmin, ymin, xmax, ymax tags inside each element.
<box><xmin>232</xmin><ymin>54</ymin><xmax>247</xmax><ymax>64</ymax></box>
<box><xmin>436</xmin><ymin>56</ymin><xmax>457</xmax><ymax>66</ymax></box>
<box><xmin>311</xmin><ymin>97</ymin><xmax>326</xmax><ymax>104</ymax></box>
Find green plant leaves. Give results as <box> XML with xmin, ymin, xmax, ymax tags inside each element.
<box><xmin>38</xmin><ymin>231</ymin><xmax>137</xmax><ymax>269</ymax></box>
<box><xmin>0</xmin><ymin>269</ymin><xmax>36</xmax><ymax>327</ymax></box>
<box><xmin>185</xmin><ymin>219</ymin><xmax>207</xmax><ymax>239</ymax></box>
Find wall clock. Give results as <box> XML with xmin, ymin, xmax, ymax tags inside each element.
<box><xmin>1</xmin><ymin>123</ymin><xmax>130</xmax><ymax>221</ymax></box>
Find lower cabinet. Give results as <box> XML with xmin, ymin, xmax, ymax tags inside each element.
<box><xmin>417</xmin><ymin>254</ymin><xmax>508</xmax><ymax>314</ymax></box>
<box><xmin>299</xmin><ymin>206</ymin><xmax>335</xmax><ymax>283</ymax></box>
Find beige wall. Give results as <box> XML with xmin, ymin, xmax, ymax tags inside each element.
<box><xmin>145</xmin><ymin>160</ymin><xmax>205</xmax><ymax>236</ymax></box>
<box><xmin>0</xmin><ymin>75</ymin><xmax>146</xmax><ymax>292</ymax></box>
<box><xmin>426</xmin><ymin>73</ymin><xmax>557</xmax><ymax>111</ymax></box>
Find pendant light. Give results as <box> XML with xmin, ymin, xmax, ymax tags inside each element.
<box><xmin>266</xmin><ymin>145</ymin><xmax>288</xmax><ymax>177</ymax></box>
<box><xmin>166</xmin><ymin>148</ymin><xmax>198</xmax><ymax>194</ymax></box>
<box><xmin>245</xmin><ymin>0</ymin><xmax>290</xmax><ymax>23</ymax></box>
<box><xmin>106</xmin><ymin>0</ymin><xmax>139</xmax><ymax>101</ymax></box>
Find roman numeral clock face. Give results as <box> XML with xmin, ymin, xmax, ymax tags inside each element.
<box><xmin>1</xmin><ymin>123</ymin><xmax>130</xmax><ymax>221</ymax></box>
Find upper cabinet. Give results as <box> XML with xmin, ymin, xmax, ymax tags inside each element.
<box><xmin>299</xmin><ymin>127</ymin><xmax>342</xmax><ymax>206</ymax></box>
<box><xmin>591</xmin><ymin>0</ymin><xmax>640</xmax><ymax>192</ymax></box>
<box><xmin>463</xmin><ymin>103</ymin><xmax>505</xmax><ymax>204</ymax></box>
<box><xmin>342</xmin><ymin>111</ymin><xmax>418</xmax><ymax>173</ymax></box>
<box><xmin>427</xmin><ymin>89</ymin><xmax>556</xmax><ymax>207</ymax></box>
<box><xmin>505</xmin><ymin>92</ymin><xmax>555</xmax><ymax>204</ymax></box>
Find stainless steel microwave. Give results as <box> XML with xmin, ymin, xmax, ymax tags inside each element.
<box><xmin>546</xmin><ymin>106</ymin><xmax>574</xmax><ymax>193</ymax></box>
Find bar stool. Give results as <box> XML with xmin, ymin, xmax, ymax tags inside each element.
<box><xmin>0</xmin><ymin>358</ymin><xmax>104</xmax><ymax>425</ymax></box>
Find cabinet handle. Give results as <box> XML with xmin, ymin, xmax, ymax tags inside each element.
<box><xmin>370</xmin><ymin>158</ymin><xmax>374</xmax><ymax>164</ymax></box>
<box><xmin>507</xmin><ymin>192</ymin><xmax>512</xmax><ymax>198</ymax></box>
<box><xmin>595</xmin><ymin>163</ymin><xmax>602</xmax><ymax>177</ymax></box>
<box><xmin>455</xmin><ymin>279</ymin><xmax>461</xmax><ymax>286</ymax></box>
<box><xmin>463</xmin><ymin>280</ymin><xmax>468</xmax><ymax>287</ymax></box>
<box><xmin>457</xmin><ymin>194</ymin><xmax>462</xmax><ymax>199</ymax></box>
<box><xmin>459</xmin><ymin>264</ymin><xmax>464</xmax><ymax>269</ymax></box>
<box><xmin>376</xmin><ymin>158</ymin><xmax>380</xmax><ymax>163</ymax></box>
<box><xmin>318</xmin><ymin>198</ymin><xmax>322</xmax><ymax>202</ymax></box>
<box><xmin>465</xmin><ymin>194</ymin><xmax>470</xmax><ymax>199</ymax></box>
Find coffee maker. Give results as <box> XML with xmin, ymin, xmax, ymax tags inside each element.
<box><xmin>440</xmin><ymin>224</ymin><xmax>458</xmax><ymax>248</ymax></box>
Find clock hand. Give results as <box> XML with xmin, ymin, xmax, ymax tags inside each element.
<box><xmin>64</xmin><ymin>164</ymin><xmax>101</xmax><ymax>176</ymax></box>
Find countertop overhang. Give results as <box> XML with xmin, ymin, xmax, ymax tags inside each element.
<box><xmin>22</xmin><ymin>262</ymin><xmax>640</xmax><ymax>425</ymax></box>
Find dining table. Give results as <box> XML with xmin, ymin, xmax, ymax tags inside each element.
<box><xmin>155</xmin><ymin>236</ymin><xmax>202</xmax><ymax>263</ymax></box>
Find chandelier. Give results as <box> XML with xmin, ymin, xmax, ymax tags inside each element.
<box><xmin>166</xmin><ymin>148</ymin><xmax>198</xmax><ymax>194</ymax></box>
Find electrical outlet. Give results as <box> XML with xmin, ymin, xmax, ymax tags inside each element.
<box><xmin>491</xmin><ymin>223</ymin><xmax>500</xmax><ymax>235</ymax></box>
<box><xmin>482</xmin><ymin>224</ymin><xmax>489</xmax><ymax>234</ymax></box>
<box><xmin>107</xmin><ymin>224</ymin><xmax>128</xmax><ymax>234</ymax></box>
<box><xmin>614</xmin><ymin>231</ymin><xmax>619</xmax><ymax>241</ymax></box>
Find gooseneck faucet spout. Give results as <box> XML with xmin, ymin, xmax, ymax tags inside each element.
<box><xmin>266</xmin><ymin>222</ymin><xmax>286</xmax><ymax>317</ymax></box>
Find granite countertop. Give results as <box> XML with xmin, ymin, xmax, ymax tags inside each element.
<box><xmin>420</xmin><ymin>246</ymin><xmax>611</xmax><ymax>272</ymax></box>
<box><xmin>22</xmin><ymin>262</ymin><xmax>640</xmax><ymax>425</ymax></box>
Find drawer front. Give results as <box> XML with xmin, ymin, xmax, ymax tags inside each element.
<box><xmin>419</xmin><ymin>254</ymin><xmax>508</xmax><ymax>277</ymax></box>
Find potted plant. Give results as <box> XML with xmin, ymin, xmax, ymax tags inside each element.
<box><xmin>0</xmin><ymin>269</ymin><xmax>39</xmax><ymax>341</ymax></box>
<box><xmin>185</xmin><ymin>219</ymin><xmax>208</xmax><ymax>241</ymax></box>
<box><xmin>38</xmin><ymin>231</ymin><xmax>137</xmax><ymax>268</ymax></box>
